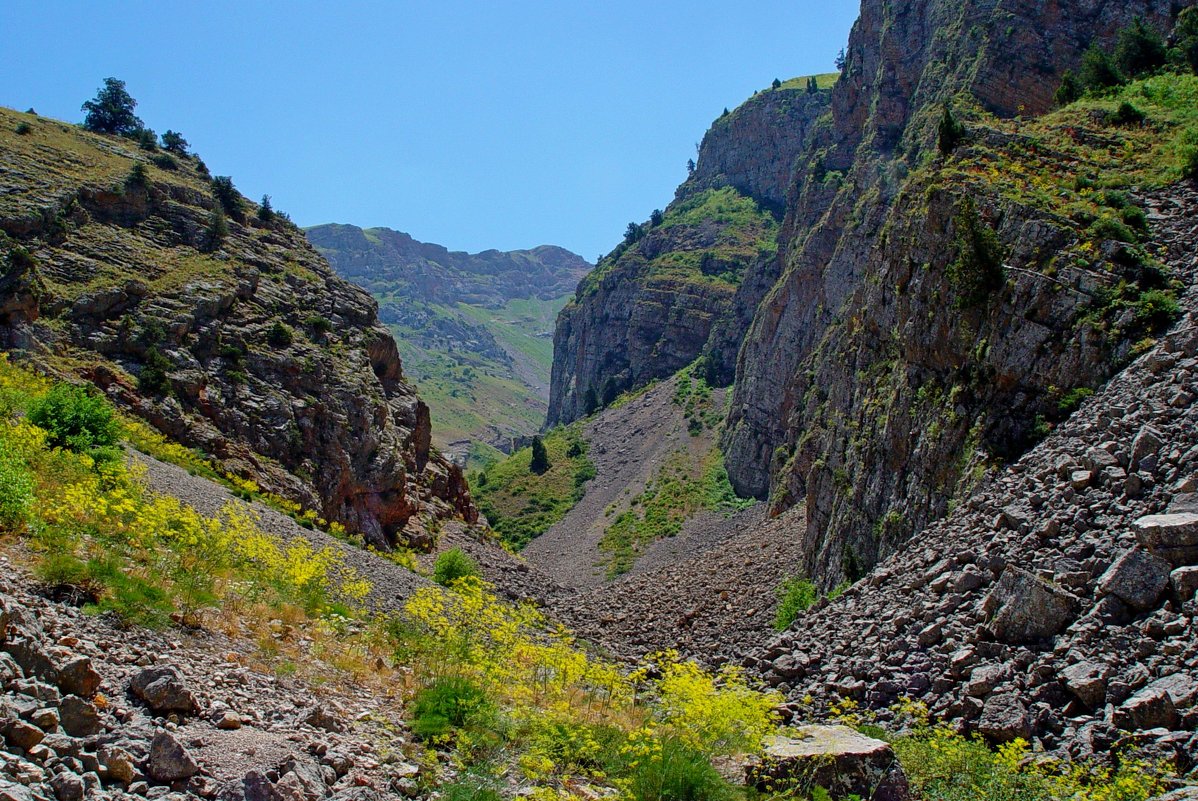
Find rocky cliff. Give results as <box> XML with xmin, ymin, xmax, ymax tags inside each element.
<box><xmin>0</xmin><ymin>107</ymin><xmax>474</xmax><ymax>550</ymax></box>
<box><xmin>722</xmin><ymin>0</ymin><xmax>1193</xmax><ymax>586</ymax></box>
<box><xmin>547</xmin><ymin>79</ymin><xmax>832</xmax><ymax>425</ymax></box>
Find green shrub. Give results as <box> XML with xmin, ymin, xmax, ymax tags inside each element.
<box><xmin>438</xmin><ymin>779</ymin><xmax>501</xmax><ymax>801</ymax></box>
<box><xmin>433</xmin><ymin>547</ymin><xmax>480</xmax><ymax>587</ymax></box>
<box><xmin>151</xmin><ymin>153</ymin><xmax>177</xmax><ymax>171</ymax></box>
<box><xmin>304</xmin><ymin>315</ymin><xmax>333</xmax><ymax>335</ymax></box>
<box><xmin>28</xmin><ymin>384</ymin><xmax>119</xmax><ymax>462</ymax></box>
<box><xmin>139</xmin><ymin>346</ymin><xmax>173</xmax><ymax>395</ymax></box>
<box><xmin>1134</xmin><ymin>289</ymin><xmax>1181</xmax><ymax>331</ymax></box>
<box><xmin>1079</xmin><ymin>45</ymin><xmax>1123</xmax><ymax>91</ymax></box>
<box><xmin>529</xmin><ymin>435</ymin><xmax>550</xmax><ymax>474</ymax></box>
<box><xmin>947</xmin><ymin>197</ymin><xmax>1006</xmax><ymax>307</ymax></box>
<box><xmin>1120</xmin><ymin>205</ymin><xmax>1148</xmax><ymax>231</ymax></box>
<box><xmin>1056</xmin><ymin>387</ymin><xmax>1095</xmax><ymax>416</ymax></box>
<box><xmin>1054</xmin><ymin>70</ymin><xmax>1081</xmax><ymax>106</ymax></box>
<box><xmin>937</xmin><ymin>105</ymin><xmax>966</xmax><ymax>155</ymax></box>
<box><xmin>266</xmin><ymin>321</ymin><xmax>294</xmax><ymax>347</ymax></box>
<box><xmin>124</xmin><ymin>163</ymin><xmax>150</xmax><ymax>191</ymax></box>
<box><xmin>205</xmin><ymin>207</ymin><xmax>228</xmax><ymax>252</ymax></box>
<box><xmin>410</xmin><ymin>675</ymin><xmax>496</xmax><ymax>739</ymax></box>
<box><xmin>1112</xmin><ymin>101</ymin><xmax>1146</xmax><ymax>126</ymax></box>
<box><xmin>15</xmin><ymin>121</ymin><xmax>31</xmax><ymax>136</ymax></box>
<box><xmin>211</xmin><ymin>176</ymin><xmax>243</xmax><ymax>220</ymax></box>
<box><xmin>1115</xmin><ymin>17</ymin><xmax>1167</xmax><ymax>79</ymax></box>
<box><xmin>1089</xmin><ymin>216</ymin><xmax>1137</xmax><ymax>244</ymax></box>
<box><xmin>0</xmin><ymin>446</ymin><xmax>34</xmax><ymax>527</ymax></box>
<box><xmin>257</xmin><ymin>195</ymin><xmax>275</xmax><ymax>223</ymax></box>
<box><xmin>136</xmin><ymin>128</ymin><xmax>157</xmax><ymax>151</ymax></box>
<box><xmin>625</xmin><ymin>736</ymin><xmax>734</xmax><ymax>801</ymax></box>
<box><xmin>774</xmin><ymin>575</ymin><xmax>819</xmax><ymax>630</ymax></box>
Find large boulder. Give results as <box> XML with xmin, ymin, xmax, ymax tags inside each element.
<box><xmin>745</xmin><ymin>725</ymin><xmax>911</xmax><ymax>801</ymax></box>
<box><xmin>1096</xmin><ymin>548</ymin><xmax>1171</xmax><ymax>612</ymax></box>
<box><xmin>130</xmin><ymin>666</ymin><xmax>199</xmax><ymax>716</ymax></box>
<box><xmin>977</xmin><ymin>693</ymin><xmax>1031</xmax><ymax>743</ymax></box>
<box><xmin>984</xmin><ymin>567</ymin><xmax>1078</xmax><ymax>644</ymax></box>
<box><xmin>1134</xmin><ymin>513</ymin><xmax>1198</xmax><ymax>566</ymax></box>
<box><xmin>146</xmin><ymin>729</ymin><xmax>199</xmax><ymax>782</ymax></box>
<box><xmin>1060</xmin><ymin>661</ymin><xmax>1109</xmax><ymax>708</ymax></box>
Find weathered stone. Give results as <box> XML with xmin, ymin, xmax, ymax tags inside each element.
<box><xmin>1060</xmin><ymin>661</ymin><xmax>1108</xmax><ymax>708</ymax></box>
<box><xmin>1134</xmin><ymin>513</ymin><xmax>1198</xmax><ymax>566</ymax></box>
<box><xmin>48</xmin><ymin>770</ymin><xmax>84</xmax><ymax>801</ymax></box>
<box><xmin>985</xmin><ymin>567</ymin><xmax>1077</xmax><ymax>644</ymax></box>
<box><xmin>1116</xmin><ymin>687</ymin><xmax>1178</xmax><ymax>731</ymax></box>
<box><xmin>745</xmin><ymin>726</ymin><xmax>910</xmax><ymax>801</ymax></box>
<box><xmin>147</xmin><ymin>729</ymin><xmax>199</xmax><ymax>782</ymax></box>
<box><xmin>2</xmin><ymin>639</ymin><xmax>57</xmax><ymax>685</ymax></box>
<box><xmin>1096</xmin><ymin>548</ymin><xmax>1171</xmax><ymax>612</ymax></box>
<box><xmin>1170</xmin><ymin>566</ymin><xmax>1198</xmax><ymax>602</ymax></box>
<box><xmin>130</xmin><ymin>666</ymin><xmax>199</xmax><ymax>716</ymax></box>
<box><xmin>0</xmin><ymin>780</ymin><xmax>37</xmax><ymax>801</ymax></box>
<box><xmin>1144</xmin><ymin>674</ymin><xmax>1198</xmax><ymax>709</ymax></box>
<box><xmin>297</xmin><ymin>706</ymin><xmax>346</xmax><ymax>733</ymax></box>
<box><xmin>1130</xmin><ymin>425</ymin><xmax>1163</xmax><ymax>470</ymax></box>
<box><xmin>1</xmin><ymin>719</ymin><xmax>45</xmax><ymax>750</ymax></box>
<box><xmin>964</xmin><ymin>664</ymin><xmax>1005</xmax><ymax>698</ymax></box>
<box><xmin>240</xmin><ymin>770</ymin><xmax>281</xmax><ymax>801</ymax></box>
<box><xmin>57</xmin><ymin>696</ymin><xmax>100</xmax><ymax>737</ymax></box>
<box><xmin>55</xmin><ymin>657</ymin><xmax>100</xmax><ymax>699</ymax></box>
<box><xmin>215</xmin><ymin>710</ymin><xmax>242</xmax><ymax>730</ymax></box>
<box><xmin>977</xmin><ymin>693</ymin><xmax>1031</xmax><ymax>743</ymax></box>
<box><xmin>97</xmin><ymin>744</ymin><xmax>136</xmax><ymax>785</ymax></box>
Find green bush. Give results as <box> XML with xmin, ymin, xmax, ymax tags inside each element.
<box><xmin>774</xmin><ymin>575</ymin><xmax>819</xmax><ymax>631</ymax></box>
<box><xmin>947</xmin><ymin>198</ymin><xmax>1006</xmax><ymax>308</ymax></box>
<box><xmin>410</xmin><ymin>675</ymin><xmax>496</xmax><ymax>739</ymax></box>
<box><xmin>1112</xmin><ymin>101</ymin><xmax>1146</xmax><ymax>126</ymax></box>
<box><xmin>0</xmin><ymin>445</ymin><xmax>34</xmax><ymax>527</ymax></box>
<box><xmin>1115</xmin><ymin>17</ymin><xmax>1167</xmax><ymax>79</ymax></box>
<box><xmin>28</xmin><ymin>384</ymin><xmax>119</xmax><ymax>463</ymax></box>
<box><xmin>529</xmin><ymin>435</ymin><xmax>550</xmax><ymax>474</ymax></box>
<box><xmin>625</xmin><ymin>736</ymin><xmax>734</xmax><ymax>801</ymax></box>
<box><xmin>211</xmin><ymin>176</ymin><xmax>243</xmax><ymax>220</ymax></box>
<box><xmin>15</xmin><ymin>121</ymin><xmax>31</xmax><ymax>136</ymax></box>
<box><xmin>1134</xmin><ymin>289</ymin><xmax>1181</xmax><ymax>331</ymax></box>
<box><xmin>205</xmin><ymin>207</ymin><xmax>228</xmax><ymax>252</ymax></box>
<box><xmin>1079</xmin><ymin>45</ymin><xmax>1123</xmax><ymax>91</ymax></box>
<box><xmin>433</xmin><ymin>547</ymin><xmax>480</xmax><ymax>587</ymax></box>
<box><xmin>151</xmin><ymin>153</ymin><xmax>177</xmax><ymax>171</ymax></box>
<box><xmin>937</xmin><ymin>104</ymin><xmax>966</xmax><ymax>155</ymax></box>
<box><xmin>139</xmin><ymin>347</ymin><xmax>173</xmax><ymax>395</ymax></box>
<box><xmin>304</xmin><ymin>315</ymin><xmax>333</xmax><ymax>335</ymax></box>
<box><xmin>266</xmin><ymin>321</ymin><xmax>294</xmax><ymax>347</ymax></box>
<box><xmin>124</xmin><ymin>163</ymin><xmax>150</xmax><ymax>191</ymax></box>
<box><xmin>1089</xmin><ymin>216</ymin><xmax>1138</xmax><ymax>244</ymax></box>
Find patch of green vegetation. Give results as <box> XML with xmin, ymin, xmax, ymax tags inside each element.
<box><xmin>473</xmin><ymin>425</ymin><xmax>595</xmax><ymax>550</ymax></box>
<box><xmin>773</xmin><ymin>576</ymin><xmax>819</xmax><ymax>631</ymax></box>
<box><xmin>776</xmin><ymin>72</ymin><xmax>840</xmax><ymax>92</ymax></box>
<box><xmin>599</xmin><ymin>447</ymin><xmax>751</xmax><ymax>577</ymax></box>
<box><xmin>432</xmin><ymin>547</ymin><xmax>480</xmax><ymax>587</ymax></box>
<box><xmin>578</xmin><ymin>186</ymin><xmax>778</xmax><ymax>297</ymax></box>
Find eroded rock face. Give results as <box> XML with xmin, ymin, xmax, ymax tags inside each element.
<box><xmin>547</xmin><ymin>81</ymin><xmax>831</xmax><ymax>426</ymax></box>
<box><xmin>722</xmin><ymin>0</ymin><xmax>1183</xmax><ymax>585</ymax></box>
<box><xmin>0</xmin><ymin>118</ymin><xmax>475</xmax><ymax>549</ymax></box>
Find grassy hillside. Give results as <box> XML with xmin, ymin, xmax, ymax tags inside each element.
<box><xmin>384</xmin><ymin>295</ymin><xmax>569</xmax><ymax>467</ymax></box>
<box><xmin>473</xmin><ymin>425</ymin><xmax>596</xmax><ymax>550</ymax></box>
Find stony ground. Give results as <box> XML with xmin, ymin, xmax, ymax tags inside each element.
<box><xmin>0</xmin><ymin>550</ymin><xmax>427</xmax><ymax>801</ymax></box>
<box><xmin>742</xmin><ymin>187</ymin><xmax>1198</xmax><ymax>774</ymax></box>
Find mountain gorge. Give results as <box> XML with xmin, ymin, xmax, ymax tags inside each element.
<box><xmin>4</xmin><ymin>0</ymin><xmax>1198</xmax><ymax>798</ymax></box>
<box><xmin>307</xmin><ymin>224</ymin><xmax>590</xmax><ymax>465</ymax></box>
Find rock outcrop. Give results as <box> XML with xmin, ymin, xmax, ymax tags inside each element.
<box><xmin>547</xmin><ymin>78</ymin><xmax>832</xmax><ymax>425</ymax></box>
<box><xmin>723</xmin><ymin>0</ymin><xmax>1190</xmax><ymax>585</ymax></box>
<box><xmin>0</xmin><ymin>109</ymin><xmax>474</xmax><ymax>549</ymax></box>
<box><xmin>746</xmin><ymin>188</ymin><xmax>1198</xmax><ymax>765</ymax></box>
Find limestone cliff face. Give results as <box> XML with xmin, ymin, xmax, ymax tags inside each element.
<box><xmin>0</xmin><ymin>109</ymin><xmax>474</xmax><ymax>550</ymax></box>
<box><xmin>547</xmin><ymin>81</ymin><xmax>832</xmax><ymax>425</ymax></box>
<box><xmin>723</xmin><ymin>0</ymin><xmax>1187</xmax><ymax>585</ymax></box>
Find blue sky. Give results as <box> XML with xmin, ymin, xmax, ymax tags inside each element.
<box><xmin>1</xmin><ymin>1</ymin><xmax>858</xmax><ymax>259</ymax></box>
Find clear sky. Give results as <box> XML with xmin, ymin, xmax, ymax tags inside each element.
<box><xmin>1</xmin><ymin>1</ymin><xmax>859</xmax><ymax>259</ymax></box>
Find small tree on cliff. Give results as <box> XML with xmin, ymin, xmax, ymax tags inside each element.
<box><xmin>82</xmin><ymin>77</ymin><xmax>144</xmax><ymax>136</ymax></box>
<box><xmin>529</xmin><ymin>436</ymin><xmax>550</xmax><ymax>475</ymax></box>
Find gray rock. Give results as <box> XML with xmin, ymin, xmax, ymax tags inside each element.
<box><xmin>1</xmin><ymin>718</ymin><xmax>45</xmax><ymax>750</ymax></box>
<box><xmin>55</xmin><ymin>658</ymin><xmax>100</xmax><ymax>699</ymax></box>
<box><xmin>985</xmin><ymin>567</ymin><xmax>1077</xmax><ymax>643</ymax></box>
<box><xmin>746</xmin><ymin>726</ymin><xmax>910</xmax><ymax>801</ymax></box>
<box><xmin>3</xmin><ymin>639</ymin><xmax>58</xmax><ymax>685</ymax></box>
<box><xmin>1096</xmin><ymin>548</ymin><xmax>1171</xmax><ymax>612</ymax></box>
<box><xmin>1061</xmin><ymin>661</ymin><xmax>1108</xmax><ymax>708</ymax></box>
<box><xmin>1145</xmin><ymin>673</ymin><xmax>1198</xmax><ymax>708</ymax></box>
<box><xmin>48</xmin><ymin>771</ymin><xmax>83</xmax><ymax>801</ymax></box>
<box><xmin>1171</xmin><ymin>566</ymin><xmax>1198</xmax><ymax>602</ymax></box>
<box><xmin>1116</xmin><ymin>687</ymin><xmax>1178</xmax><ymax>731</ymax></box>
<box><xmin>239</xmin><ymin>770</ymin><xmax>281</xmax><ymax>801</ymax></box>
<box><xmin>964</xmin><ymin>665</ymin><xmax>1005</xmax><ymax>698</ymax></box>
<box><xmin>97</xmin><ymin>744</ymin><xmax>136</xmax><ymax>785</ymax></box>
<box><xmin>146</xmin><ymin>730</ymin><xmax>199</xmax><ymax>782</ymax></box>
<box><xmin>57</xmin><ymin>696</ymin><xmax>100</xmax><ymax>738</ymax></box>
<box><xmin>1134</xmin><ymin>513</ymin><xmax>1198</xmax><ymax>566</ymax></box>
<box><xmin>977</xmin><ymin>693</ymin><xmax>1031</xmax><ymax>743</ymax></box>
<box><xmin>297</xmin><ymin>706</ymin><xmax>345</xmax><ymax>734</ymax></box>
<box><xmin>130</xmin><ymin>666</ymin><xmax>199</xmax><ymax>716</ymax></box>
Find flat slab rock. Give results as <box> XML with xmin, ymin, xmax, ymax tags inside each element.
<box><xmin>746</xmin><ymin>725</ymin><xmax>911</xmax><ymax>801</ymax></box>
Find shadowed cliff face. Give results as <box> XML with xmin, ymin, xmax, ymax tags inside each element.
<box><xmin>0</xmin><ymin>110</ymin><xmax>475</xmax><ymax>550</ymax></box>
<box><xmin>723</xmin><ymin>0</ymin><xmax>1189</xmax><ymax>585</ymax></box>
<box><xmin>547</xmin><ymin>82</ymin><xmax>833</xmax><ymax>426</ymax></box>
